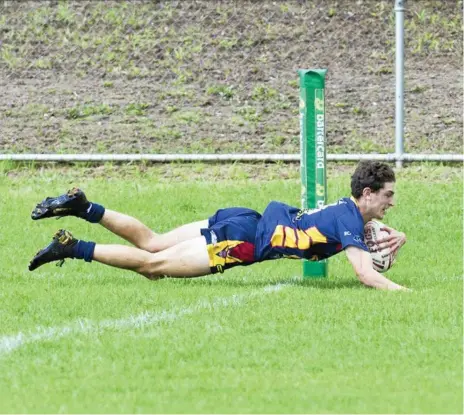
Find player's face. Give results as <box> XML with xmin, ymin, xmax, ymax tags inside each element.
<box><xmin>370</xmin><ymin>182</ymin><xmax>395</xmax><ymax>219</ymax></box>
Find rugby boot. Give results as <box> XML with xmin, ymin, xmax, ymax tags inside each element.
<box><xmin>29</xmin><ymin>229</ymin><xmax>78</xmax><ymax>271</ymax></box>
<box><xmin>31</xmin><ymin>188</ymin><xmax>90</xmax><ymax>220</ymax></box>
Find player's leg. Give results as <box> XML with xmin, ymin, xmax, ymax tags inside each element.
<box><xmin>30</xmin><ymin>187</ymin><xmax>208</xmax><ymax>252</ymax></box>
<box><xmin>28</xmin><ymin>208</ymin><xmax>262</xmax><ymax>277</ymax></box>
<box><xmin>99</xmin><ymin>209</ymin><xmax>208</xmax><ymax>252</ymax></box>
<box><xmin>93</xmin><ymin>236</ymin><xmax>211</xmax><ymax>279</ymax></box>
<box><xmin>28</xmin><ymin>229</ymin><xmax>211</xmax><ymax>279</ymax></box>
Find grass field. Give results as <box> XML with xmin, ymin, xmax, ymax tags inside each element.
<box><xmin>0</xmin><ymin>164</ymin><xmax>462</xmax><ymax>414</ymax></box>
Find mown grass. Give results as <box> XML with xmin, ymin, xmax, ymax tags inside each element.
<box><xmin>0</xmin><ymin>166</ymin><xmax>462</xmax><ymax>413</ymax></box>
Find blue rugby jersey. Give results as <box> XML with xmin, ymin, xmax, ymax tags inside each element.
<box><xmin>254</xmin><ymin>197</ymin><xmax>368</xmax><ymax>262</ymax></box>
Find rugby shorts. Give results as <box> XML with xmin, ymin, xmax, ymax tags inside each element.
<box><xmin>200</xmin><ymin>207</ymin><xmax>261</xmax><ymax>273</ymax></box>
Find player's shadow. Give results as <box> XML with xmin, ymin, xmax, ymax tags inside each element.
<box><xmin>178</xmin><ymin>276</ymin><xmax>363</xmax><ymax>290</ymax></box>
<box><xmin>289</xmin><ymin>278</ymin><xmax>362</xmax><ymax>290</ymax></box>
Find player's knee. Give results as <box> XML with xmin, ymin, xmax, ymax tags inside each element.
<box><xmin>140</xmin><ymin>236</ymin><xmax>164</xmax><ymax>253</ymax></box>
<box><xmin>138</xmin><ymin>254</ymin><xmax>166</xmax><ymax>280</ymax></box>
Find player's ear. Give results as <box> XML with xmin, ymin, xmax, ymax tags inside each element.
<box><xmin>362</xmin><ymin>187</ymin><xmax>372</xmax><ymax>200</ymax></box>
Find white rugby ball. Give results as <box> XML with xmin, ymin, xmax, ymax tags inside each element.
<box><xmin>364</xmin><ymin>220</ymin><xmax>395</xmax><ymax>273</ymax></box>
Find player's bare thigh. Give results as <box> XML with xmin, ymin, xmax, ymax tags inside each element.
<box><xmin>149</xmin><ymin>220</ymin><xmax>209</xmax><ymax>252</ymax></box>
<box><xmin>99</xmin><ymin>209</ymin><xmax>207</xmax><ymax>253</ymax></box>
<box><xmin>141</xmin><ymin>236</ymin><xmax>211</xmax><ymax>279</ymax></box>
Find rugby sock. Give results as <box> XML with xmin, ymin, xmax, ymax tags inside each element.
<box><xmin>80</xmin><ymin>203</ymin><xmax>105</xmax><ymax>223</ymax></box>
<box><xmin>72</xmin><ymin>240</ymin><xmax>96</xmax><ymax>262</ymax></box>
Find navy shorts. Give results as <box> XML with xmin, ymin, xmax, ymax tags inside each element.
<box><xmin>200</xmin><ymin>207</ymin><xmax>262</xmax><ymax>273</ymax></box>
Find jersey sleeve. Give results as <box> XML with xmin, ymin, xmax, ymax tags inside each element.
<box><xmin>336</xmin><ymin>213</ymin><xmax>369</xmax><ymax>252</ymax></box>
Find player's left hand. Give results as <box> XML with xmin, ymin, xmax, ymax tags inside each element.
<box><xmin>376</xmin><ymin>226</ymin><xmax>407</xmax><ymax>254</ymax></box>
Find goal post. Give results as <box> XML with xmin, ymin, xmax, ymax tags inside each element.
<box><xmin>298</xmin><ymin>69</ymin><xmax>328</xmax><ymax>278</ymax></box>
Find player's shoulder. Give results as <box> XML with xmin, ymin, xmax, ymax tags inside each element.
<box><xmin>327</xmin><ymin>197</ymin><xmax>364</xmax><ymax>226</ymax></box>
<box><xmin>324</xmin><ymin>197</ymin><xmax>357</xmax><ymax>213</ymax></box>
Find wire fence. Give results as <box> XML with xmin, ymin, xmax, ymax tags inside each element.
<box><xmin>0</xmin><ymin>0</ymin><xmax>462</xmax><ymax>160</ymax></box>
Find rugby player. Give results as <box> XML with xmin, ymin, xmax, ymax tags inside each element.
<box><xmin>28</xmin><ymin>161</ymin><xmax>408</xmax><ymax>290</ymax></box>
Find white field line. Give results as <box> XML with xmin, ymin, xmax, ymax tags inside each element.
<box><xmin>0</xmin><ymin>283</ymin><xmax>292</xmax><ymax>357</ymax></box>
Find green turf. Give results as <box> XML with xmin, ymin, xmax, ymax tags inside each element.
<box><xmin>0</xmin><ymin>166</ymin><xmax>462</xmax><ymax>413</ymax></box>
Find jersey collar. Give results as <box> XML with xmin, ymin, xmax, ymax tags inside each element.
<box><xmin>350</xmin><ymin>196</ymin><xmax>360</xmax><ymax>208</ymax></box>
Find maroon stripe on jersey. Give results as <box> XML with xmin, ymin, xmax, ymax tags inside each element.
<box><xmin>229</xmin><ymin>242</ymin><xmax>255</xmax><ymax>262</ymax></box>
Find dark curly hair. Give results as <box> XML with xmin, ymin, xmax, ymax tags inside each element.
<box><xmin>351</xmin><ymin>161</ymin><xmax>396</xmax><ymax>198</ymax></box>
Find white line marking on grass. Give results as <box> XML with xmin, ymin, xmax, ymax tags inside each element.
<box><xmin>0</xmin><ymin>282</ymin><xmax>292</xmax><ymax>357</ymax></box>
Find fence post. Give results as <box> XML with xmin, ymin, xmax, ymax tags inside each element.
<box><xmin>395</xmin><ymin>0</ymin><xmax>405</xmax><ymax>168</ymax></box>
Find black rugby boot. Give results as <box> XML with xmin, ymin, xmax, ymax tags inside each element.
<box><xmin>31</xmin><ymin>188</ymin><xmax>90</xmax><ymax>220</ymax></box>
<box><xmin>29</xmin><ymin>229</ymin><xmax>78</xmax><ymax>271</ymax></box>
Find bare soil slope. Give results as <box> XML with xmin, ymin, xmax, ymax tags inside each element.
<box><xmin>0</xmin><ymin>1</ymin><xmax>462</xmax><ymax>155</ymax></box>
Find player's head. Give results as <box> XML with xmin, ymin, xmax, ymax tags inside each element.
<box><xmin>351</xmin><ymin>161</ymin><xmax>396</xmax><ymax>220</ymax></box>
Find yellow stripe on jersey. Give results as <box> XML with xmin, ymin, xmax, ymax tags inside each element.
<box><xmin>271</xmin><ymin>225</ymin><xmax>327</xmax><ymax>250</ymax></box>
<box><xmin>270</xmin><ymin>225</ymin><xmax>285</xmax><ymax>247</ymax></box>
<box><xmin>304</xmin><ymin>226</ymin><xmax>328</xmax><ymax>244</ymax></box>
<box><xmin>284</xmin><ymin>226</ymin><xmax>298</xmax><ymax>248</ymax></box>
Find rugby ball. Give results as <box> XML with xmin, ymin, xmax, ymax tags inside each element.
<box><xmin>364</xmin><ymin>220</ymin><xmax>395</xmax><ymax>273</ymax></box>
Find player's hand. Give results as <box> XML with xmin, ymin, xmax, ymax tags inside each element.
<box><xmin>375</xmin><ymin>225</ymin><xmax>407</xmax><ymax>254</ymax></box>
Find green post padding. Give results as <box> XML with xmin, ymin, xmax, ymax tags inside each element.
<box><xmin>298</xmin><ymin>69</ymin><xmax>328</xmax><ymax>278</ymax></box>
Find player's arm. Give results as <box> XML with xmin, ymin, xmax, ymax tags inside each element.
<box><xmin>344</xmin><ymin>246</ymin><xmax>409</xmax><ymax>291</ymax></box>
